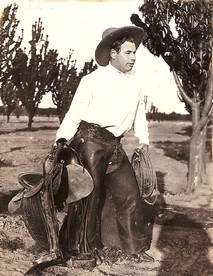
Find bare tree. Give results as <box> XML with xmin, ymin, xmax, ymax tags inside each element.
<box><xmin>12</xmin><ymin>18</ymin><xmax>58</xmax><ymax>129</ymax></box>
<box><xmin>131</xmin><ymin>0</ymin><xmax>212</xmax><ymax>193</ymax></box>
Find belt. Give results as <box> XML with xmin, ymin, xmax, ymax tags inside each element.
<box><xmin>77</xmin><ymin>120</ymin><xmax>122</xmax><ymax>143</ymax></box>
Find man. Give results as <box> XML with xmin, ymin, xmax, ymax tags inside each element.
<box><xmin>56</xmin><ymin>26</ymin><xmax>152</xmax><ymax>262</ymax></box>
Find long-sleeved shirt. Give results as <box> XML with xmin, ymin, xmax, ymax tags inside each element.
<box><xmin>56</xmin><ymin>64</ymin><xmax>149</xmax><ymax>145</ymax></box>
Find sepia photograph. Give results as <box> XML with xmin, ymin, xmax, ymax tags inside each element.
<box><xmin>0</xmin><ymin>0</ymin><xmax>212</xmax><ymax>275</ymax></box>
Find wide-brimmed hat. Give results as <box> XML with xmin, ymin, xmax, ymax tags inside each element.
<box><xmin>95</xmin><ymin>26</ymin><xmax>143</xmax><ymax>66</ymax></box>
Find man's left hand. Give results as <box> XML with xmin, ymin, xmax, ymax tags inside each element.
<box><xmin>138</xmin><ymin>143</ymin><xmax>149</xmax><ymax>151</ymax></box>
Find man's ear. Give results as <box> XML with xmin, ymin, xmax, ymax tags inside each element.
<box><xmin>110</xmin><ymin>49</ymin><xmax>117</xmax><ymax>60</ymax></box>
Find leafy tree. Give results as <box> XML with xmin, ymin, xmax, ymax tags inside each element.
<box><xmin>131</xmin><ymin>0</ymin><xmax>212</xmax><ymax>193</ymax></box>
<box><xmin>0</xmin><ymin>3</ymin><xmax>23</xmax><ymax>81</ymax></box>
<box><xmin>12</xmin><ymin>18</ymin><xmax>58</xmax><ymax>129</ymax></box>
<box><xmin>78</xmin><ymin>59</ymin><xmax>98</xmax><ymax>80</ymax></box>
<box><xmin>0</xmin><ymin>4</ymin><xmax>23</xmax><ymax>116</ymax></box>
<box><xmin>51</xmin><ymin>50</ymin><xmax>78</xmax><ymax>123</ymax></box>
<box><xmin>51</xmin><ymin>55</ymin><xmax>97</xmax><ymax>123</ymax></box>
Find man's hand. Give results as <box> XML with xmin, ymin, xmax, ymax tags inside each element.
<box><xmin>138</xmin><ymin>143</ymin><xmax>149</xmax><ymax>151</ymax></box>
<box><xmin>134</xmin><ymin>144</ymin><xmax>149</xmax><ymax>158</ymax></box>
<box><xmin>56</xmin><ymin>138</ymin><xmax>67</xmax><ymax>148</ymax></box>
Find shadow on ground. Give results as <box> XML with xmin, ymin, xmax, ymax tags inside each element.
<box><xmin>154</xmin><ymin>141</ymin><xmax>189</xmax><ymax>163</ymax></box>
<box><xmin>0</xmin><ymin>191</ymin><xmax>20</xmax><ymax>213</ymax></box>
<box><xmin>0</xmin><ymin>185</ymin><xmax>213</xmax><ymax>275</ymax></box>
<box><xmin>156</xmin><ymin>214</ymin><xmax>213</xmax><ymax>276</ymax></box>
<box><xmin>142</xmin><ymin>195</ymin><xmax>213</xmax><ymax>276</ymax></box>
<box><xmin>175</xmin><ymin>125</ymin><xmax>192</xmax><ymax>137</ymax></box>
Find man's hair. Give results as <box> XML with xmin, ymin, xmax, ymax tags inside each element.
<box><xmin>111</xmin><ymin>36</ymin><xmax>135</xmax><ymax>53</ymax></box>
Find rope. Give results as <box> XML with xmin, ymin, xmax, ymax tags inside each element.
<box><xmin>131</xmin><ymin>148</ymin><xmax>158</xmax><ymax>205</ymax></box>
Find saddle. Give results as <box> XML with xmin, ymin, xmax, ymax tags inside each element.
<box><xmin>8</xmin><ymin>143</ymin><xmax>94</xmax><ymax>263</ymax></box>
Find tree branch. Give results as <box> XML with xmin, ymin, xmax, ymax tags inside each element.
<box><xmin>172</xmin><ymin>70</ymin><xmax>193</xmax><ymax>107</ymax></box>
<box><xmin>200</xmin><ymin>106</ymin><xmax>212</xmax><ymax>131</ymax></box>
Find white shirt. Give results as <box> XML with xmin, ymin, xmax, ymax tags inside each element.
<box><xmin>56</xmin><ymin>64</ymin><xmax>149</xmax><ymax>145</ymax></box>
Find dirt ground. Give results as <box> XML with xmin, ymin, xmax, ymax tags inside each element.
<box><xmin>0</xmin><ymin>116</ymin><xmax>213</xmax><ymax>276</ymax></box>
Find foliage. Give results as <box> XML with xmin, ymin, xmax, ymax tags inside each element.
<box><xmin>0</xmin><ymin>4</ymin><xmax>23</xmax><ymax>82</ymax></box>
<box><xmin>13</xmin><ymin>101</ymin><xmax>22</xmax><ymax>120</ymax></box>
<box><xmin>78</xmin><ymin>59</ymin><xmax>98</xmax><ymax>80</ymax></box>
<box><xmin>51</xmin><ymin>50</ymin><xmax>78</xmax><ymax>123</ymax></box>
<box><xmin>0</xmin><ymin>4</ymin><xmax>23</xmax><ymax>120</ymax></box>
<box><xmin>11</xmin><ymin>18</ymin><xmax>58</xmax><ymax>129</ymax></box>
<box><xmin>0</xmin><ymin>5</ymin><xmax>98</xmax><ymax>127</ymax></box>
<box><xmin>131</xmin><ymin>0</ymin><xmax>213</xmax><ymax>192</ymax></box>
<box><xmin>0</xmin><ymin>80</ymin><xmax>18</xmax><ymax>122</ymax></box>
<box><xmin>37</xmin><ymin>107</ymin><xmax>58</xmax><ymax>117</ymax></box>
<box><xmin>147</xmin><ymin>111</ymin><xmax>191</xmax><ymax>122</ymax></box>
<box><xmin>51</xmin><ymin>56</ymin><xmax>97</xmax><ymax>123</ymax></box>
<box><xmin>131</xmin><ymin>0</ymin><xmax>212</xmax><ymax>114</ymax></box>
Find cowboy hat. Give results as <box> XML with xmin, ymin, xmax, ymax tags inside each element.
<box><xmin>95</xmin><ymin>26</ymin><xmax>144</xmax><ymax>66</ymax></box>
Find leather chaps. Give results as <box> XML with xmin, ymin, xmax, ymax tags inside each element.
<box><xmin>70</xmin><ymin>120</ymin><xmax>148</xmax><ymax>254</ymax></box>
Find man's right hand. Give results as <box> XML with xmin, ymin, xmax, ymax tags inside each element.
<box><xmin>56</xmin><ymin>138</ymin><xmax>67</xmax><ymax>148</ymax></box>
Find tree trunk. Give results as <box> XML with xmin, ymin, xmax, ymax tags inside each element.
<box><xmin>28</xmin><ymin>113</ymin><xmax>34</xmax><ymax>130</ymax></box>
<box><xmin>57</xmin><ymin>106</ymin><xmax>65</xmax><ymax>124</ymax></box>
<box><xmin>186</xmin><ymin>103</ymin><xmax>208</xmax><ymax>193</ymax></box>
<box><xmin>172</xmin><ymin>71</ymin><xmax>212</xmax><ymax>194</ymax></box>
<box><xmin>200</xmin><ymin>125</ymin><xmax>207</xmax><ymax>184</ymax></box>
<box><xmin>6</xmin><ymin>107</ymin><xmax>12</xmax><ymax>123</ymax></box>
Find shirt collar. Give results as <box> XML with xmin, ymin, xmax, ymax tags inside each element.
<box><xmin>107</xmin><ymin>63</ymin><xmax>134</xmax><ymax>77</ymax></box>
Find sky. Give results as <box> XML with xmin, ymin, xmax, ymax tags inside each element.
<box><xmin>0</xmin><ymin>0</ymin><xmax>188</xmax><ymax>114</ymax></box>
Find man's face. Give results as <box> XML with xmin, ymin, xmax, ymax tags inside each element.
<box><xmin>110</xmin><ymin>41</ymin><xmax>136</xmax><ymax>73</ymax></box>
